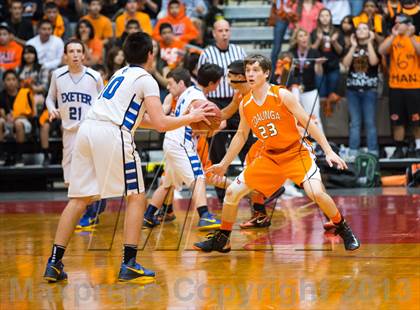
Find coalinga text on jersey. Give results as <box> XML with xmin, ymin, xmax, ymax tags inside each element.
<box><xmin>251</xmin><ymin>110</ymin><xmax>281</xmax><ymax>127</ymax></box>
<box><xmin>61</xmin><ymin>92</ymin><xmax>93</xmax><ymax>105</ymax></box>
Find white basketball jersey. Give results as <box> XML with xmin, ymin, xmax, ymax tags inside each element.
<box><xmin>47</xmin><ymin>66</ymin><xmax>103</xmax><ymax>131</ymax></box>
<box><xmin>164</xmin><ymin>85</ymin><xmax>206</xmax><ymax>146</ymax></box>
<box><xmin>87</xmin><ymin>65</ymin><xmax>160</xmax><ymax>132</ymax></box>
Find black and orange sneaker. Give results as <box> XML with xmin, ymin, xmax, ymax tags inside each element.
<box><xmin>193</xmin><ymin>231</ymin><xmax>231</xmax><ymax>253</ymax></box>
<box><xmin>335</xmin><ymin>220</ymin><xmax>360</xmax><ymax>251</ymax></box>
<box><xmin>239</xmin><ymin>212</ymin><xmax>271</xmax><ymax>229</ymax></box>
<box><xmin>43</xmin><ymin>259</ymin><xmax>67</xmax><ymax>283</ymax></box>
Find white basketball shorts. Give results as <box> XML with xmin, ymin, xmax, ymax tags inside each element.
<box><xmin>161</xmin><ymin>138</ymin><xmax>204</xmax><ymax>190</ymax></box>
<box><xmin>62</xmin><ymin>129</ymin><xmax>78</xmax><ymax>185</ymax></box>
<box><xmin>68</xmin><ymin>119</ymin><xmax>144</xmax><ymax>199</ymax></box>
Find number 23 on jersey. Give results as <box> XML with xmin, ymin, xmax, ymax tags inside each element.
<box><xmin>258</xmin><ymin>122</ymin><xmax>278</xmax><ymax>139</ymax></box>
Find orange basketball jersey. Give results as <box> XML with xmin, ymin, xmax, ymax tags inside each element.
<box><xmin>241</xmin><ymin>84</ymin><xmax>302</xmax><ymax>150</ymax></box>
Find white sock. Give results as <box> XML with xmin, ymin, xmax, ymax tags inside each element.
<box><xmin>416</xmin><ymin>139</ymin><xmax>420</xmax><ymax>149</ymax></box>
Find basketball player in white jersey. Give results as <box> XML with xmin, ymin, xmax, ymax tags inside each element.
<box><xmin>45</xmin><ymin>39</ymin><xmax>105</xmax><ymax>230</ymax></box>
<box><xmin>43</xmin><ymin>32</ymin><xmax>214</xmax><ymax>283</ymax></box>
<box><xmin>143</xmin><ymin>64</ymin><xmax>224</xmax><ymax>230</ymax></box>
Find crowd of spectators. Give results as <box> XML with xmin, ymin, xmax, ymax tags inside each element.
<box><xmin>0</xmin><ymin>0</ymin><xmax>419</xmax><ymax>167</ymax></box>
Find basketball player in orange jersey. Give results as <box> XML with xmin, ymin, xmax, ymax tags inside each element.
<box><xmin>194</xmin><ymin>55</ymin><xmax>360</xmax><ymax>252</ymax></box>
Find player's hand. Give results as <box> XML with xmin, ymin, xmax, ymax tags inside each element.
<box><xmin>206</xmin><ymin>162</ymin><xmax>228</xmax><ymax>177</ymax></box>
<box><xmin>49</xmin><ymin>108</ymin><xmax>61</xmax><ymax>121</ymax></box>
<box><xmin>189</xmin><ymin>103</ymin><xmax>215</xmax><ymax>126</ymax></box>
<box><xmin>325</xmin><ymin>151</ymin><xmax>348</xmax><ymax>170</ymax></box>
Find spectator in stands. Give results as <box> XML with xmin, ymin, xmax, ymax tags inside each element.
<box><xmin>0</xmin><ymin>69</ymin><xmax>33</xmax><ymax>166</ymax></box>
<box><xmin>82</xmin><ymin>0</ymin><xmax>114</xmax><ymax>45</ymax></box>
<box><xmin>383</xmin><ymin>0</ymin><xmax>403</xmax><ymax>34</ymax></box>
<box><xmin>292</xmin><ymin>0</ymin><xmax>324</xmax><ymax>34</ymax></box>
<box><xmin>6</xmin><ymin>0</ymin><xmax>34</xmax><ymax>45</ymax></box>
<box><xmin>183</xmin><ymin>51</ymin><xmax>200</xmax><ymax>85</ymax></box>
<box><xmin>401</xmin><ymin>0</ymin><xmax>420</xmax><ymax>34</ymax></box>
<box><xmin>53</xmin><ymin>0</ymin><xmax>83</xmax><ymax>26</ymax></box>
<box><xmin>0</xmin><ymin>22</ymin><xmax>23</xmax><ymax>72</ymax></box>
<box><xmin>91</xmin><ymin>63</ymin><xmax>108</xmax><ymax>84</ymax></box>
<box><xmin>26</xmin><ymin>20</ymin><xmax>64</xmax><ymax>70</ymax></box>
<box><xmin>383</xmin><ymin>0</ymin><xmax>420</xmax><ymax>35</ymax></box>
<box><xmin>198</xmin><ymin>19</ymin><xmax>247</xmax><ymax>201</ymax></box>
<box><xmin>152</xmin><ymin>0</ymin><xmax>199</xmax><ymax>44</ymax></box>
<box><xmin>341</xmin><ymin>15</ymin><xmax>355</xmax><ymax>49</ymax></box>
<box><xmin>158</xmin><ymin>23</ymin><xmax>186</xmax><ymax>70</ymax></box>
<box><xmin>342</xmin><ymin>23</ymin><xmax>380</xmax><ymax>159</ymax></box>
<box><xmin>311</xmin><ymin>8</ymin><xmax>344</xmax><ymax>117</ymax></box>
<box><xmin>43</xmin><ymin>2</ymin><xmax>66</xmax><ymax>38</ymax></box>
<box><xmin>115</xmin><ymin>19</ymin><xmax>141</xmax><ymax>47</ymax></box>
<box><xmin>105</xmin><ymin>46</ymin><xmax>125</xmax><ymax>79</ymax></box>
<box><xmin>288</xmin><ymin>28</ymin><xmax>325</xmax><ymax>132</ymax></box>
<box><xmin>138</xmin><ymin>0</ymin><xmax>162</xmax><ymax>25</ymax></box>
<box><xmin>353</xmin><ymin>0</ymin><xmax>385</xmax><ymax>43</ymax></box>
<box><xmin>75</xmin><ymin>19</ymin><xmax>103</xmax><ymax>66</ymax></box>
<box><xmin>115</xmin><ymin>0</ymin><xmax>152</xmax><ymax>37</ymax></box>
<box><xmin>379</xmin><ymin>14</ymin><xmax>420</xmax><ymax>158</ymax></box>
<box><xmin>269</xmin><ymin>0</ymin><xmax>296</xmax><ymax>78</ymax></box>
<box><xmin>322</xmin><ymin>0</ymin><xmax>351</xmax><ymax>26</ymax></box>
<box><xmin>150</xmin><ymin>39</ymin><xmax>169</xmax><ymax>98</ymax></box>
<box><xmin>18</xmin><ymin>45</ymin><xmax>49</xmax><ymax>111</ymax></box>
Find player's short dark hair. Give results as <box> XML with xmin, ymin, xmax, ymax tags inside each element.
<box><xmin>167</xmin><ymin>67</ymin><xmax>191</xmax><ymax>87</ymax></box>
<box><xmin>123</xmin><ymin>32</ymin><xmax>153</xmax><ymax>65</ymax></box>
<box><xmin>168</xmin><ymin>0</ymin><xmax>180</xmax><ymax>6</ymax></box>
<box><xmin>2</xmin><ymin>69</ymin><xmax>18</xmax><ymax>81</ymax></box>
<box><xmin>244</xmin><ymin>54</ymin><xmax>272</xmax><ymax>75</ymax></box>
<box><xmin>228</xmin><ymin>60</ymin><xmax>245</xmax><ymax>75</ymax></box>
<box><xmin>44</xmin><ymin>1</ymin><xmax>58</xmax><ymax>10</ymax></box>
<box><xmin>159</xmin><ymin>22</ymin><xmax>173</xmax><ymax>34</ymax></box>
<box><xmin>183</xmin><ymin>52</ymin><xmax>200</xmax><ymax>76</ymax></box>
<box><xmin>64</xmin><ymin>38</ymin><xmax>86</xmax><ymax>54</ymax></box>
<box><xmin>197</xmin><ymin>63</ymin><xmax>224</xmax><ymax>87</ymax></box>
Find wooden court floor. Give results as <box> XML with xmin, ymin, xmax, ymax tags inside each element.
<box><xmin>0</xmin><ymin>188</ymin><xmax>419</xmax><ymax>309</ymax></box>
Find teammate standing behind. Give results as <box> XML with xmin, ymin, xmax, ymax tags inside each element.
<box><xmin>194</xmin><ymin>55</ymin><xmax>360</xmax><ymax>253</ymax></box>
<box><xmin>144</xmin><ymin>64</ymin><xmax>224</xmax><ymax>230</ymax></box>
<box><xmin>43</xmin><ymin>32</ymin><xmax>213</xmax><ymax>283</ymax></box>
<box><xmin>45</xmin><ymin>39</ymin><xmax>105</xmax><ymax>229</ymax></box>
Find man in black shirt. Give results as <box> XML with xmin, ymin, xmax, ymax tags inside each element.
<box><xmin>6</xmin><ymin>0</ymin><xmax>34</xmax><ymax>45</ymax></box>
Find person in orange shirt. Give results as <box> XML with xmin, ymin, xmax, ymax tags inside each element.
<box><xmin>379</xmin><ymin>14</ymin><xmax>420</xmax><ymax>158</ymax></box>
<box><xmin>44</xmin><ymin>2</ymin><xmax>65</xmax><ymax>38</ymax></box>
<box><xmin>75</xmin><ymin>19</ymin><xmax>103</xmax><ymax>66</ymax></box>
<box><xmin>194</xmin><ymin>54</ymin><xmax>360</xmax><ymax>253</ymax></box>
<box><xmin>152</xmin><ymin>0</ymin><xmax>199</xmax><ymax>44</ymax></box>
<box><xmin>0</xmin><ymin>22</ymin><xmax>23</xmax><ymax>71</ymax></box>
<box><xmin>158</xmin><ymin>23</ymin><xmax>186</xmax><ymax>69</ymax></box>
<box><xmin>82</xmin><ymin>0</ymin><xmax>113</xmax><ymax>45</ymax></box>
<box><xmin>353</xmin><ymin>0</ymin><xmax>384</xmax><ymax>44</ymax></box>
<box><xmin>115</xmin><ymin>0</ymin><xmax>152</xmax><ymax>37</ymax></box>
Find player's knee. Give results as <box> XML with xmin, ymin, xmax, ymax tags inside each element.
<box><xmin>224</xmin><ymin>181</ymin><xmax>249</xmax><ymax>206</ymax></box>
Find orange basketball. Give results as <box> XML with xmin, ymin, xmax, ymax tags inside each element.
<box><xmin>189</xmin><ymin>100</ymin><xmax>222</xmax><ymax>133</ymax></box>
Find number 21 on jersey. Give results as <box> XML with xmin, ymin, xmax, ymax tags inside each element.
<box><xmin>258</xmin><ymin>122</ymin><xmax>278</xmax><ymax>139</ymax></box>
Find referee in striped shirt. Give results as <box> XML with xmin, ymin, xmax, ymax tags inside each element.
<box><xmin>198</xmin><ymin>20</ymin><xmax>252</xmax><ymax>201</ymax></box>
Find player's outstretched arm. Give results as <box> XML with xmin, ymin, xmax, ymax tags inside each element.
<box><xmin>143</xmin><ymin>96</ymin><xmax>215</xmax><ymax>132</ymax></box>
<box><xmin>207</xmin><ymin>103</ymin><xmax>250</xmax><ymax>176</ymax></box>
<box><xmin>280</xmin><ymin>88</ymin><xmax>348</xmax><ymax>170</ymax></box>
<box><xmin>221</xmin><ymin>92</ymin><xmax>241</xmax><ymax>121</ymax></box>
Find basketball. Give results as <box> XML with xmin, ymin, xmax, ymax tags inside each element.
<box><xmin>189</xmin><ymin>99</ymin><xmax>222</xmax><ymax>133</ymax></box>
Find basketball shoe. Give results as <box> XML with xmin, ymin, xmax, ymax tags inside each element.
<box><xmin>193</xmin><ymin>231</ymin><xmax>231</xmax><ymax>253</ymax></box>
<box><xmin>43</xmin><ymin>259</ymin><xmax>67</xmax><ymax>283</ymax></box>
<box><xmin>239</xmin><ymin>211</ymin><xmax>271</xmax><ymax>229</ymax></box>
<box><xmin>335</xmin><ymin>220</ymin><xmax>360</xmax><ymax>251</ymax></box>
<box><xmin>118</xmin><ymin>258</ymin><xmax>155</xmax><ymax>283</ymax></box>
<box><xmin>197</xmin><ymin>212</ymin><xmax>221</xmax><ymax>230</ymax></box>
<box><xmin>143</xmin><ymin>215</ymin><xmax>160</xmax><ymax>229</ymax></box>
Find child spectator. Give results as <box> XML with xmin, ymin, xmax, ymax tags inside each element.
<box><xmin>82</xmin><ymin>0</ymin><xmax>114</xmax><ymax>45</ymax></box>
<box><xmin>26</xmin><ymin>20</ymin><xmax>64</xmax><ymax>70</ymax></box>
<box><xmin>0</xmin><ymin>70</ymin><xmax>34</xmax><ymax>166</ymax></box>
<box><xmin>115</xmin><ymin>0</ymin><xmax>152</xmax><ymax>37</ymax></box>
<box><xmin>43</xmin><ymin>2</ymin><xmax>66</xmax><ymax>38</ymax></box>
<box><xmin>311</xmin><ymin>8</ymin><xmax>344</xmax><ymax>117</ymax></box>
<box><xmin>5</xmin><ymin>0</ymin><xmax>34</xmax><ymax>45</ymax></box>
<box><xmin>0</xmin><ymin>22</ymin><xmax>23</xmax><ymax>72</ymax></box>
<box><xmin>292</xmin><ymin>0</ymin><xmax>324</xmax><ymax>34</ymax></box>
<box><xmin>342</xmin><ymin>22</ymin><xmax>380</xmax><ymax>159</ymax></box>
<box><xmin>158</xmin><ymin>23</ymin><xmax>186</xmax><ymax>70</ymax></box>
<box><xmin>75</xmin><ymin>19</ymin><xmax>103</xmax><ymax>66</ymax></box>
<box><xmin>379</xmin><ymin>14</ymin><xmax>420</xmax><ymax>158</ymax></box>
<box><xmin>152</xmin><ymin>0</ymin><xmax>199</xmax><ymax>44</ymax></box>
